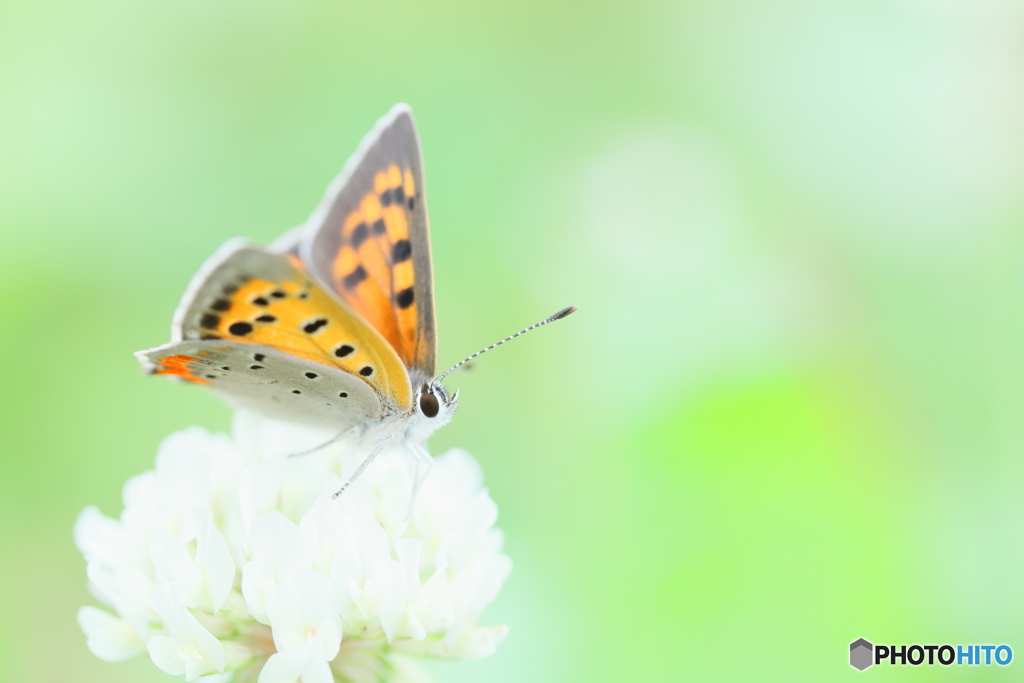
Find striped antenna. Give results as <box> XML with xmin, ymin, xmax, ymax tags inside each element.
<box><xmin>431</xmin><ymin>306</ymin><xmax>577</xmax><ymax>386</ymax></box>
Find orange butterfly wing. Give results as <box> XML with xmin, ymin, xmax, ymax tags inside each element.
<box><xmin>299</xmin><ymin>105</ymin><xmax>437</xmax><ymax>387</ymax></box>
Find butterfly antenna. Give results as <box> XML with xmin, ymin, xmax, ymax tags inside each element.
<box><xmin>431</xmin><ymin>306</ymin><xmax>577</xmax><ymax>386</ymax></box>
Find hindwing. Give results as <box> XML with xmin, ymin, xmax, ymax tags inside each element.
<box><xmin>153</xmin><ymin>239</ymin><xmax>412</xmax><ymax>412</ymax></box>
<box><xmin>136</xmin><ymin>340</ymin><xmax>382</xmax><ymax>428</ymax></box>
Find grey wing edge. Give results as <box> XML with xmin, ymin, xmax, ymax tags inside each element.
<box><xmin>169</xmin><ymin>237</ymin><xmax>256</xmax><ymax>342</ymax></box>
<box><xmin>169</xmin><ymin>239</ymin><xmax>308</xmax><ymax>342</ymax></box>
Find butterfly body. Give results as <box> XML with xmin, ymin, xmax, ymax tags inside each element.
<box><xmin>138</xmin><ymin>105</ymin><xmax>457</xmax><ymax>445</ymax></box>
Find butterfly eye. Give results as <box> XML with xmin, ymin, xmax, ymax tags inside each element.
<box><xmin>419</xmin><ymin>393</ymin><xmax>440</xmax><ymax>418</ymax></box>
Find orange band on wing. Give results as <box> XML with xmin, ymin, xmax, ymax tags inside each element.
<box><xmin>327</xmin><ymin>163</ymin><xmax>421</xmax><ymax>369</ymax></box>
<box><xmin>154</xmin><ymin>355</ymin><xmax>210</xmax><ymax>384</ymax></box>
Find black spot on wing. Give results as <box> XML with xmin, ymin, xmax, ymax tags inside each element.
<box><xmin>359</xmin><ymin>366</ymin><xmax>374</xmax><ymax>377</ymax></box>
<box><xmin>391</xmin><ymin>239</ymin><xmax>412</xmax><ymax>263</ymax></box>
<box><xmin>351</xmin><ymin>223</ymin><xmax>369</xmax><ymax>249</ymax></box>
<box><xmin>343</xmin><ymin>265</ymin><xmax>367</xmax><ymax>290</ymax></box>
<box><xmin>211</xmin><ymin>299</ymin><xmax>231</xmax><ymax>312</ymax></box>
<box><xmin>229</xmin><ymin>322</ymin><xmax>253</xmax><ymax>336</ymax></box>
<box><xmin>256</xmin><ymin>315</ymin><xmax>277</xmax><ymax>323</ymax></box>
<box><xmin>303</xmin><ymin>317</ymin><xmax>328</xmax><ymax>334</ymax></box>
<box><xmin>334</xmin><ymin>344</ymin><xmax>355</xmax><ymax>358</ymax></box>
<box><xmin>396</xmin><ymin>287</ymin><xmax>414</xmax><ymax>309</ymax></box>
<box><xmin>200</xmin><ymin>314</ymin><xmax>220</xmax><ymax>330</ymax></box>
<box><xmin>371</xmin><ymin>219</ymin><xmax>386</xmax><ymax>235</ymax></box>
<box><xmin>252</xmin><ymin>296</ymin><xmax>269</xmax><ymax>306</ymax></box>
<box><xmin>305</xmin><ymin>372</ymin><xmax>318</xmax><ymax>379</ymax></box>
<box><xmin>380</xmin><ymin>189</ymin><xmax>393</xmax><ymax>207</ymax></box>
<box><xmin>250</xmin><ymin>365</ymin><xmax>264</xmax><ymax>370</ymax></box>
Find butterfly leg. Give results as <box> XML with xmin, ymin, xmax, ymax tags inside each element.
<box><xmin>404</xmin><ymin>442</ymin><xmax>435</xmax><ymax>520</ymax></box>
<box><xmin>332</xmin><ymin>433</ymin><xmax>394</xmax><ymax>499</ymax></box>
<box><xmin>288</xmin><ymin>427</ymin><xmax>356</xmax><ymax>458</ymax></box>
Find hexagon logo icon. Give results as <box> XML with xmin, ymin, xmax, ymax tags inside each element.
<box><xmin>850</xmin><ymin>638</ymin><xmax>873</xmax><ymax>670</ymax></box>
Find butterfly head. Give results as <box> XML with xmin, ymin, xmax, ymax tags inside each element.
<box><xmin>419</xmin><ymin>380</ymin><xmax>458</xmax><ymax>417</ymax></box>
<box><xmin>407</xmin><ymin>381</ymin><xmax>458</xmax><ymax>441</ymax></box>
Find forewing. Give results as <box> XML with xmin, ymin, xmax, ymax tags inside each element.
<box><xmin>136</xmin><ymin>340</ymin><xmax>381</xmax><ymax>428</ymax></box>
<box><xmin>161</xmin><ymin>239</ymin><xmax>412</xmax><ymax>411</ymax></box>
<box><xmin>299</xmin><ymin>104</ymin><xmax>437</xmax><ymax>383</ymax></box>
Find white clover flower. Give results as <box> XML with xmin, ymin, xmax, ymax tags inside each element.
<box><xmin>75</xmin><ymin>411</ymin><xmax>511</xmax><ymax>682</ymax></box>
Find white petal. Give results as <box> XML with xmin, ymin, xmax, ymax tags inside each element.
<box><xmin>266</xmin><ymin>570</ymin><xmax>341</xmax><ymax>661</ymax></box>
<box><xmin>342</xmin><ymin>575</ymin><xmax>366</xmax><ymax>625</ymax></box>
<box><xmin>239</xmin><ymin>569</ymin><xmax>276</xmax><ymax>626</ymax></box>
<box><xmin>394</xmin><ymin>539</ymin><xmax>423</xmax><ymax>599</ymax></box>
<box><xmin>412</xmin><ymin>571</ymin><xmax>454</xmax><ymax>634</ymax></box>
<box><xmin>299</xmin><ymin>495</ymin><xmax>345</xmax><ymax>576</ymax></box>
<box><xmin>83</xmin><ymin>558</ymin><xmax>119</xmax><ymax>608</ymax></box>
<box><xmin>151</xmin><ymin>428</ymin><xmax>216</xmax><ymax>540</ymax></box>
<box><xmin>242</xmin><ymin>512</ymin><xmax>309</xmax><ymax>623</ymax></box>
<box><xmin>77</xmin><ymin>606</ymin><xmax>145</xmax><ymax>662</ymax></box>
<box><xmin>333</xmin><ymin>512</ymin><xmax>390</xmax><ymax>585</ymax></box>
<box><xmin>184</xmin><ymin>651</ymin><xmax>213</xmax><ymax>681</ymax></box>
<box><xmin>73</xmin><ymin>506</ymin><xmax>122</xmax><ymax>560</ymax></box>
<box><xmin>451</xmin><ymin>624</ymin><xmax>509</xmax><ymax>659</ymax></box>
<box><xmin>300</xmin><ymin>655</ymin><xmax>334</xmax><ymax>683</ymax></box>
<box><xmin>374</xmin><ymin>561</ymin><xmax>405</xmax><ymax>642</ymax></box>
<box><xmin>433</xmin><ymin>449</ymin><xmax>484</xmax><ymax>494</ymax></box>
<box><xmin>444</xmin><ymin>569</ymin><xmax>484</xmax><ymax>647</ymax></box>
<box><xmin>194</xmin><ymin>508</ymin><xmax>236</xmax><ymax>613</ymax></box>
<box><xmin>147</xmin><ymin>583</ymin><xmax>226</xmax><ymax>675</ymax></box>
<box><xmin>122</xmin><ymin>471</ymin><xmax>158</xmax><ymax>513</ymax></box>
<box><xmin>239</xmin><ymin>456</ymin><xmax>289</xmax><ymax>540</ymax></box>
<box><xmin>394</xmin><ymin>539</ymin><xmax>425</xmax><ymax>640</ymax></box>
<box><xmin>150</xmin><ymin>534</ymin><xmax>201</xmax><ymax>605</ymax></box>
<box><xmin>105</xmin><ymin>559</ymin><xmax>160</xmax><ymax>625</ymax></box>
<box><xmin>147</xmin><ymin>635</ymin><xmax>187</xmax><ymax>675</ymax></box>
<box><xmin>259</xmin><ymin>651</ymin><xmax>304</xmax><ymax>683</ymax></box>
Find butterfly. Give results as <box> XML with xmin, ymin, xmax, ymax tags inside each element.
<box><xmin>136</xmin><ymin>104</ymin><xmax>574</xmax><ymax>490</ymax></box>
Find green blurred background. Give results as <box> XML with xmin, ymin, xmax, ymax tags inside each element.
<box><xmin>3</xmin><ymin>0</ymin><xmax>1024</xmax><ymax>680</ymax></box>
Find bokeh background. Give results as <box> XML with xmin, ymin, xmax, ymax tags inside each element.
<box><xmin>3</xmin><ymin>0</ymin><xmax>1024</xmax><ymax>680</ymax></box>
